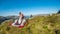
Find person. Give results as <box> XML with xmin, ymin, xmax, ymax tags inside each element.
<box><xmin>18</xmin><ymin>12</ymin><xmax>24</xmax><ymax>25</ymax></box>
<box><xmin>11</xmin><ymin>12</ymin><xmax>26</xmax><ymax>28</ymax></box>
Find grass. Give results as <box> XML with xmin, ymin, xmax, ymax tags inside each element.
<box><xmin>0</xmin><ymin>14</ymin><xmax>60</xmax><ymax>34</ymax></box>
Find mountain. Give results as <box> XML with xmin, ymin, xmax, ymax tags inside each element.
<box><xmin>0</xmin><ymin>16</ymin><xmax>18</xmax><ymax>24</ymax></box>
<box><xmin>0</xmin><ymin>16</ymin><xmax>30</xmax><ymax>24</ymax></box>
<box><xmin>0</xmin><ymin>16</ymin><xmax>7</xmax><ymax>24</ymax></box>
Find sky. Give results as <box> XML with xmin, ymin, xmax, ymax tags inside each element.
<box><xmin>0</xmin><ymin>0</ymin><xmax>60</xmax><ymax>16</ymax></box>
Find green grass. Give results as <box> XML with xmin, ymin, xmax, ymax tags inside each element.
<box><xmin>0</xmin><ymin>14</ymin><xmax>60</xmax><ymax>34</ymax></box>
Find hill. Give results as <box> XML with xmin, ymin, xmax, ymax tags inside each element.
<box><xmin>0</xmin><ymin>14</ymin><xmax>60</xmax><ymax>34</ymax></box>
<box><xmin>0</xmin><ymin>16</ymin><xmax>19</xmax><ymax>24</ymax></box>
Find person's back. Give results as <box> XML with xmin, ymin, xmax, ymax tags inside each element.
<box><xmin>17</xmin><ymin>12</ymin><xmax>26</xmax><ymax>27</ymax></box>
<box><xmin>18</xmin><ymin>12</ymin><xmax>24</xmax><ymax>24</ymax></box>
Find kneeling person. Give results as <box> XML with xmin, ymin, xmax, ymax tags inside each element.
<box><xmin>12</xmin><ymin>12</ymin><xmax>26</xmax><ymax>28</ymax></box>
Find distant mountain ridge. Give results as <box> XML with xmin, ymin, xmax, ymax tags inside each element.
<box><xmin>0</xmin><ymin>16</ymin><xmax>30</xmax><ymax>24</ymax></box>
<box><xmin>0</xmin><ymin>16</ymin><xmax>19</xmax><ymax>24</ymax></box>
<box><xmin>0</xmin><ymin>14</ymin><xmax>52</xmax><ymax>24</ymax></box>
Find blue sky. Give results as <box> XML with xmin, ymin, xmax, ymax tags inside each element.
<box><xmin>0</xmin><ymin>0</ymin><xmax>60</xmax><ymax>16</ymax></box>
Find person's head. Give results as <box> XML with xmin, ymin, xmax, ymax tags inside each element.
<box><xmin>19</xmin><ymin>12</ymin><xmax>21</xmax><ymax>14</ymax></box>
<box><xmin>19</xmin><ymin>12</ymin><xmax>22</xmax><ymax>16</ymax></box>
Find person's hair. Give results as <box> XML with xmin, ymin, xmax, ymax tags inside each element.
<box><xmin>19</xmin><ymin>12</ymin><xmax>21</xmax><ymax>14</ymax></box>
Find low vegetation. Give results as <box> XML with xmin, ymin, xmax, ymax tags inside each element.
<box><xmin>0</xmin><ymin>14</ymin><xmax>60</xmax><ymax>34</ymax></box>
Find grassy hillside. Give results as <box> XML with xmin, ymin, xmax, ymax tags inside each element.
<box><xmin>0</xmin><ymin>14</ymin><xmax>60</xmax><ymax>34</ymax></box>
